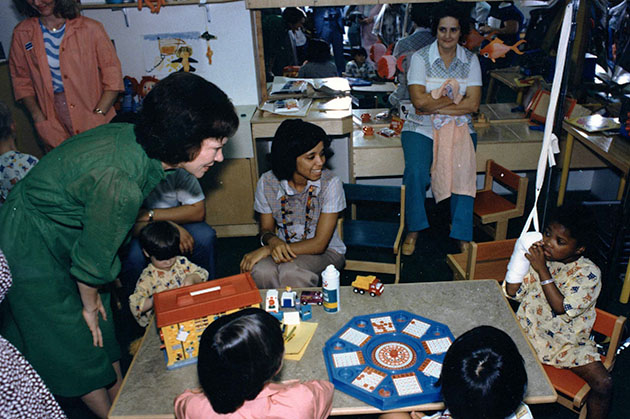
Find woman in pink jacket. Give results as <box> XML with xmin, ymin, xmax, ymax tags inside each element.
<box><xmin>174</xmin><ymin>308</ymin><xmax>334</xmax><ymax>419</ymax></box>
<box><xmin>10</xmin><ymin>0</ymin><xmax>123</xmax><ymax>150</ymax></box>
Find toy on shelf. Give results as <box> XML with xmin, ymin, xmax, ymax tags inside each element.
<box><xmin>281</xmin><ymin>287</ymin><xmax>297</xmax><ymax>308</ymax></box>
<box><xmin>323</xmin><ymin>310</ymin><xmax>455</xmax><ymax>410</ymax></box>
<box><xmin>300</xmin><ymin>290</ymin><xmax>323</xmax><ymax>306</ymax></box>
<box><xmin>351</xmin><ymin>275</ymin><xmax>384</xmax><ymax>297</ymax></box>
<box><xmin>265</xmin><ymin>289</ymin><xmax>279</xmax><ymax>313</ymax></box>
<box><xmin>154</xmin><ymin>272</ymin><xmax>262</xmax><ymax>369</ymax></box>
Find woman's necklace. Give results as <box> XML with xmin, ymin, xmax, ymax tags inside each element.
<box><xmin>41</xmin><ymin>19</ymin><xmax>66</xmax><ymax>33</ymax></box>
<box><xmin>280</xmin><ymin>185</ymin><xmax>315</xmax><ymax>242</ymax></box>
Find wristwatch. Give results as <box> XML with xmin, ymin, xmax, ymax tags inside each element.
<box><xmin>148</xmin><ymin>209</ymin><xmax>155</xmax><ymax>222</ymax></box>
<box><xmin>93</xmin><ymin>108</ymin><xmax>105</xmax><ymax>115</ymax></box>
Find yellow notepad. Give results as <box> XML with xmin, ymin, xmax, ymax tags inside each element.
<box><xmin>284</xmin><ymin>322</ymin><xmax>318</xmax><ymax>361</ymax></box>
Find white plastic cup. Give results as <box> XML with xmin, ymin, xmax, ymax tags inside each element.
<box><xmin>322</xmin><ymin>264</ymin><xmax>340</xmax><ymax>313</ymax></box>
<box><xmin>505</xmin><ymin>231</ymin><xmax>544</xmax><ymax>284</ymax></box>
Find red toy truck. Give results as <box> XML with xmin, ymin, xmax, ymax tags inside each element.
<box><xmin>351</xmin><ymin>275</ymin><xmax>384</xmax><ymax>297</ymax></box>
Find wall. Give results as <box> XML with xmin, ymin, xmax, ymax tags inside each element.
<box><xmin>1</xmin><ymin>1</ymin><xmax>259</xmax><ymax>106</ymax></box>
<box><xmin>83</xmin><ymin>2</ymin><xmax>258</xmax><ymax>105</ymax></box>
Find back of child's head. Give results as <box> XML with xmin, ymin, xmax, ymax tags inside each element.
<box><xmin>139</xmin><ymin>221</ymin><xmax>180</xmax><ymax>260</ymax></box>
<box><xmin>0</xmin><ymin>100</ymin><xmax>15</xmax><ymax>143</ymax></box>
<box><xmin>440</xmin><ymin>325</ymin><xmax>527</xmax><ymax>419</ymax></box>
<box><xmin>197</xmin><ymin>308</ymin><xmax>284</xmax><ymax>414</ymax></box>
<box><xmin>351</xmin><ymin>46</ymin><xmax>368</xmax><ymax>60</ymax></box>
<box><xmin>546</xmin><ymin>203</ymin><xmax>596</xmax><ymax>254</ymax></box>
<box><xmin>306</xmin><ymin>38</ymin><xmax>332</xmax><ymax>63</ymax></box>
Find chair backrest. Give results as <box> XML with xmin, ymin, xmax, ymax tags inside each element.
<box><xmin>466</xmin><ymin>238</ymin><xmax>517</xmax><ymax>281</ymax></box>
<box><xmin>593</xmin><ymin>308</ymin><xmax>627</xmax><ymax>370</ymax></box>
<box><xmin>483</xmin><ymin>160</ymin><xmax>528</xmax><ymax>214</ymax></box>
<box><xmin>485</xmin><ymin>159</ymin><xmax>524</xmax><ymax>192</ymax></box>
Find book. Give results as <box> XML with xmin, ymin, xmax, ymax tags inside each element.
<box><xmin>270</xmin><ymin>80</ymin><xmax>308</xmax><ymax>95</ymax></box>
<box><xmin>566</xmin><ymin>114</ymin><xmax>620</xmax><ymax>133</ymax></box>
<box><xmin>284</xmin><ymin>322</ymin><xmax>318</xmax><ymax>361</ymax></box>
<box><xmin>260</xmin><ymin>98</ymin><xmax>312</xmax><ymax>117</ymax></box>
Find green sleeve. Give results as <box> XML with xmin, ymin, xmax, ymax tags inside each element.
<box><xmin>67</xmin><ymin>167</ymin><xmax>144</xmax><ymax>286</ymax></box>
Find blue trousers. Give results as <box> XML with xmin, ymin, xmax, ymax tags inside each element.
<box><xmin>401</xmin><ymin>130</ymin><xmax>477</xmax><ymax>241</ymax></box>
<box><xmin>118</xmin><ymin>222</ymin><xmax>217</xmax><ymax>297</ymax></box>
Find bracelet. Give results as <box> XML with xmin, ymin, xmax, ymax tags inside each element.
<box><xmin>540</xmin><ymin>279</ymin><xmax>555</xmax><ymax>286</ymax></box>
<box><xmin>93</xmin><ymin>107</ymin><xmax>105</xmax><ymax>115</ymax></box>
<box><xmin>259</xmin><ymin>231</ymin><xmax>274</xmax><ymax>247</ymax></box>
<box><xmin>148</xmin><ymin>209</ymin><xmax>155</xmax><ymax>222</ymax></box>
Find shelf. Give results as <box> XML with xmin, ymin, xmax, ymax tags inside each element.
<box><xmin>80</xmin><ymin>0</ymin><xmax>237</xmax><ymax>10</ymax></box>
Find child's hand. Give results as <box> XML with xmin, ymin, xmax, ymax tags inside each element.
<box><xmin>525</xmin><ymin>241</ymin><xmax>548</xmax><ymax>276</ymax></box>
<box><xmin>183</xmin><ymin>273</ymin><xmax>202</xmax><ymax>286</ymax></box>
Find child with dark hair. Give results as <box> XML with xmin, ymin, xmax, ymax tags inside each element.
<box><xmin>344</xmin><ymin>46</ymin><xmax>377</xmax><ymax>80</ymax></box>
<box><xmin>381</xmin><ymin>325</ymin><xmax>531</xmax><ymax>419</ymax></box>
<box><xmin>0</xmin><ymin>100</ymin><xmax>38</xmax><ymax>206</ymax></box>
<box><xmin>240</xmin><ymin>119</ymin><xmax>345</xmax><ymax>288</ymax></box>
<box><xmin>506</xmin><ymin>204</ymin><xmax>611</xmax><ymax>419</ymax></box>
<box><xmin>129</xmin><ymin>221</ymin><xmax>208</xmax><ymax>327</ymax></box>
<box><xmin>174</xmin><ymin>308</ymin><xmax>334</xmax><ymax>418</ymax></box>
<box><xmin>297</xmin><ymin>38</ymin><xmax>338</xmax><ymax>78</ymax></box>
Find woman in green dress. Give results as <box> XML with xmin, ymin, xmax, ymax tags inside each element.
<box><xmin>0</xmin><ymin>72</ymin><xmax>238</xmax><ymax>418</ymax></box>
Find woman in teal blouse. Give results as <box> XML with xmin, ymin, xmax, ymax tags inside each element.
<box><xmin>0</xmin><ymin>72</ymin><xmax>238</xmax><ymax>418</ymax></box>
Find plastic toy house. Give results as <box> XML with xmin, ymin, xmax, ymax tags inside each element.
<box><xmin>154</xmin><ymin>272</ymin><xmax>262</xmax><ymax>369</ymax></box>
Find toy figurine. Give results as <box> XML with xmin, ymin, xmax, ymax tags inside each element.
<box><xmin>299</xmin><ymin>304</ymin><xmax>312</xmax><ymax>321</ymax></box>
<box><xmin>265</xmin><ymin>289</ymin><xmax>279</xmax><ymax>313</ymax></box>
<box><xmin>479</xmin><ymin>38</ymin><xmax>526</xmax><ymax>63</ymax></box>
<box><xmin>281</xmin><ymin>287</ymin><xmax>297</xmax><ymax>308</ymax></box>
<box><xmin>121</xmin><ymin>76</ymin><xmax>139</xmax><ymax>114</ymax></box>
<box><xmin>137</xmin><ymin>76</ymin><xmax>159</xmax><ymax>110</ymax></box>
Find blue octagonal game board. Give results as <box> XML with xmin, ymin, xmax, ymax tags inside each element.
<box><xmin>323</xmin><ymin>310</ymin><xmax>455</xmax><ymax>410</ymax></box>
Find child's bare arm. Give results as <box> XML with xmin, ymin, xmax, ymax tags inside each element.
<box><xmin>141</xmin><ymin>296</ymin><xmax>154</xmax><ymax>314</ymax></box>
<box><xmin>525</xmin><ymin>243</ymin><xmax>565</xmax><ymax>313</ymax></box>
<box><xmin>506</xmin><ymin>282</ymin><xmax>521</xmax><ymax>297</ymax></box>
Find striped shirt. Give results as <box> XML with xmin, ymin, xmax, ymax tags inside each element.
<box><xmin>39</xmin><ymin>21</ymin><xmax>66</xmax><ymax>93</ymax></box>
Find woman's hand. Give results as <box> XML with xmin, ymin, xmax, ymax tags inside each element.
<box><xmin>240</xmin><ymin>246</ymin><xmax>271</xmax><ymax>273</ymax></box>
<box><xmin>81</xmin><ymin>295</ymin><xmax>107</xmax><ymax>348</ymax></box>
<box><xmin>268</xmin><ymin>237</ymin><xmax>297</xmax><ymax>263</ymax></box>
<box><xmin>525</xmin><ymin>241</ymin><xmax>548</xmax><ymax>277</ymax></box>
<box><xmin>78</xmin><ymin>282</ymin><xmax>107</xmax><ymax>347</ymax></box>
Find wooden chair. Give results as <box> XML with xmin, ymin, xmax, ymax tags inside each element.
<box><xmin>474</xmin><ymin>160</ymin><xmax>528</xmax><ymax>240</ymax></box>
<box><xmin>542</xmin><ymin>309</ymin><xmax>627</xmax><ymax>419</ymax></box>
<box><xmin>338</xmin><ymin>183</ymin><xmax>405</xmax><ymax>284</ymax></box>
<box><xmin>446</xmin><ymin>238</ymin><xmax>517</xmax><ymax>281</ymax></box>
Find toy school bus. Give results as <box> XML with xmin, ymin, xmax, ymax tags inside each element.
<box><xmin>154</xmin><ymin>272</ymin><xmax>262</xmax><ymax>369</ymax></box>
<box><xmin>351</xmin><ymin>275</ymin><xmax>384</xmax><ymax>297</ymax></box>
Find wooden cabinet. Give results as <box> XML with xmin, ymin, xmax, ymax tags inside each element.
<box><xmin>199</xmin><ymin>104</ymin><xmax>260</xmax><ymax>237</ymax></box>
